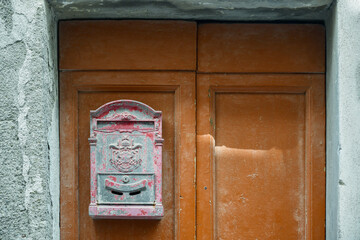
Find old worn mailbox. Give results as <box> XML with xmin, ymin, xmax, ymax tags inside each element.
<box><xmin>88</xmin><ymin>100</ymin><xmax>164</xmax><ymax>219</ymax></box>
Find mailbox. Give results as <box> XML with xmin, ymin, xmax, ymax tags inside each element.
<box><xmin>88</xmin><ymin>100</ymin><xmax>164</xmax><ymax>219</ymax></box>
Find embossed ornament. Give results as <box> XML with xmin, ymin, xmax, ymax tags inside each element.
<box><xmin>110</xmin><ymin>136</ymin><xmax>142</xmax><ymax>172</ymax></box>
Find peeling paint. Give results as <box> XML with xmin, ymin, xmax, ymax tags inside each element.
<box><xmin>89</xmin><ymin>100</ymin><xmax>164</xmax><ymax>219</ymax></box>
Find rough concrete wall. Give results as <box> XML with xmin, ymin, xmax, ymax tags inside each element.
<box><xmin>325</xmin><ymin>2</ymin><xmax>339</xmax><ymax>239</ymax></box>
<box><xmin>327</xmin><ymin>0</ymin><xmax>360</xmax><ymax>239</ymax></box>
<box><xmin>2</xmin><ymin>0</ymin><xmax>355</xmax><ymax>239</ymax></box>
<box><xmin>0</xmin><ymin>0</ymin><xmax>58</xmax><ymax>239</ymax></box>
<box><xmin>49</xmin><ymin>0</ymin><xmax>332</xmax><ymax>20</ymax></box>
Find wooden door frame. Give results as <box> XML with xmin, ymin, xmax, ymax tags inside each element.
<box><xmin>60</xmin><ymin>71</ymin><xmax>196</xmax><ymax>239</ymax></box>
<box><xmin>59</xmin><ymin>21</ymin><xmax>326</xmax><ymax>239</ymax></box>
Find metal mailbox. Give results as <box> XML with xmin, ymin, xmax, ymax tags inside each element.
<box><xmin>88</xmin><ymin>100</ymin><xmax>164</xmax><ymax>219</ymax></box>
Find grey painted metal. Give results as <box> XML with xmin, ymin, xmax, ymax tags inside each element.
<box><xmin>88</xmin><ymin>100</ymin><xmax>164</xmax><ymax>219</ymax></box>
<box><xmin>99</xmin><ymin>173</ymin><xmax>155</xmax><ymax>204</ymax></box>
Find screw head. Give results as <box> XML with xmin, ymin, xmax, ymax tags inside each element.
<box><xmin>122</xmin><ymin>176</ymin><xmax>130</xmax><ymax>183</ymax></box>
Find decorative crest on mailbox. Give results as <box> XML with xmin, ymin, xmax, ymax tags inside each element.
<box><xmin>88</xmin><ymin>100</ymin><xmax>164</xmax><ymax>219</ymax></box>
<box><xmin>109</xmin><ymin>135</ymin><xmax>143</xmax><ymax>172</ymax></box>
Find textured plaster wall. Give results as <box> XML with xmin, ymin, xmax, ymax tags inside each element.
<box><xmin>325</xmin><ymin>2</ymin><xmax>339</xmax><ymax>239</ymax></box>
<box><xmin>3</xmin><ymin>0</ymin><xmax>360</xmax><ymax>239</ymax></box>
<box><xmin>0</xmin><ymin>0</ymin><xmax>58</xmax><ymax>239</ymax></box>
<box><xmin>49</xmin><ymin>0</ymin><xmax>332</xmax><ymax>20</ymax></box>
<box><xmin>328</xmin><ymin>0</ymin><xmax>360</xmax><ymax>239</ymax></box>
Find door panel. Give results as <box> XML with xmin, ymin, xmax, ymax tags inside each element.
<box><xmin>215</xmin><ymin>93</ymin><xmax>305</xmax><ymax>239</ymax></box>
<box><xmin>197</xmin><ymin>24</ymin><xmax>325</xmax><ymax>73</ymax></box>
<box><xmin>60</xmin><ymin>71</ymin><xmax>196</xmax><ymax>239</ymax></box>
<box><xmin>59</xmin><ymin>20</ymin><xmax>197</xmax><ymax>71</ymax></box>
<box><xmin>196</xmin><ymin>74</ymin><xmax>325</xmax><ymax>239</ymax></box>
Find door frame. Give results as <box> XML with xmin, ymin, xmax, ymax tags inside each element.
<box><xmin>58</xmin><ymin>21</ymin><xmax>327</xmax><ymax>239</ymax></box>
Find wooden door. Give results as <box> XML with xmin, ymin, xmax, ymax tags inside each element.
<box><xmin>196</xmin><ymin>74</ymin><xmax>325</xmax><ymax>239</ymax></box>
<box><xmin>59</xmin><ymin>21</ymin><xmax>196</xmax><ymax>240</ymax></box>
<box><xmin>196</xmin><ymin>24</ymin><xmax>325</xmax><ymax>239</ymax></box>
<box><xmin>60</xmin><ymin>21</ymin><xmax>325</xmax><ymax>240</ymax></box>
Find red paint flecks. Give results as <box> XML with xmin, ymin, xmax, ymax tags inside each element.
<box><xmin>88</xmin><ymin>100</ymin><xmax>163</xmax><ymax>219</ymax></box>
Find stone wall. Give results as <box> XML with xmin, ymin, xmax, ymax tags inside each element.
<box><xmin>0</xmin><ymin>0</ymin><xmax>58</xmax><ymax>239</ymax></box>
<box><xmin>325</xmin><ymin>2</ymin><xmax>339</xmax><ymax>239</ymax></box>
<box><xmin>49</xmin><ymin>0</ymin><xmax>332</xmax><ymax>20</ymax></box>
<box><xmin>326</xmin><ymin>1</ymin><xmax>360</xmax><ymax>239</ymax></box>
<box><xmin>2</xmin><ymin>0</ymin><xmax>360</xmax><ymax>239</ymax></box>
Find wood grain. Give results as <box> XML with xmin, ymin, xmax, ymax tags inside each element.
<box><xmin>59</xmin><ymin>20</ymin><xmax>197</xmax><ymax>71</ymax></box>
<box><xmin>196</xmin><ymin>74</ymin><xmax>325</xmax><ymax>239</ymax></box>
<box><xmin>60</xmin><ymin>71</ymin><xmax>196</xmax><ymax>239</ymax></box>
<box><xmin>198</xmin><ymin>24</ymin><xmax>325</xmax><ymax>73</ymax></box>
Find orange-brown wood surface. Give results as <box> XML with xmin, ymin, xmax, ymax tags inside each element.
<box><xmin>60</xmin><ymin>71</ymin><xmax>196</xmax><ymax>239</ymax></box>
<box><xmin>196</xmin><ymin>74</ymin><xmax>325</xmax><ymax>239</ymax></box>
<box><xmin>60</xmin><ymin>21</ymin><xmax>325</xmax><ymax>240</ymax></box>
<box><xmin>198</xmin><ymin>24</ymin><xmax>325</xmax><ymax>73</ymax></box>
<box><xmin>59</xmin><ymin>20</ymin><xmax>197</xmax><ymax>70</ymax></box>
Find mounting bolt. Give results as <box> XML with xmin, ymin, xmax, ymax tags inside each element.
<box><xmin>122</xmin><ymin>176</ymin><xmax>130</xmax><ymax>183</ymax></box>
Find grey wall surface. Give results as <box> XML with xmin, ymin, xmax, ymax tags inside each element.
<box><xmin>327</xmin><ymin>0</ymin><xmax>360</xmax><ymax>239</ymax></box>
<box><xmin>0</xmin><ymin>0</ymin><xmax>58</xmax><ymax>239</ymax></box>
<box><xmin>325</xmin><ymin>3</ymin><xmax>339</xmax><ymax>239</ymax></box>
<box><xmin>49</xmin><ymin>0</ymin><xmax>332</xmax><ymax>20</ymax></box>
<box><xmin>2</xmin><ymin>0</ymin><xmax>360</xmax><ymax>239</ymax></box>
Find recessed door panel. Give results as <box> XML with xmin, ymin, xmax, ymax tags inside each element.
<box><xmin>60</xmin><ymin>71</ymin><xmax>196</xmax><ymax>239</ymax></box>
<box><xmin>59</xmin><ymin>20</ymin><xmax>197</xmax><ymax>71</ymax></box>
<box><xmin>197</xmin><ymin>23</ymin><xmax>325</xmax><ymax>73</ymax></box>
<box><xmin>215</xmin><ymin>92</ymin><xmax>305</xmax><ymax>239</ymax></box>
<box><xmin>196</xmin><ymin>74</ymin><xmax>325</xmax><ymax>240</ymax></box>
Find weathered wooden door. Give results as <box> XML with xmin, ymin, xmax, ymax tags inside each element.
<box><xmin>196</xmin><ymin>24</ymin><xmax>325</xmax><ymax>240</ymax></box>
<box><xmin>59</xmin><ymin>21</ymin><xmax>197</xmax><ymax>239</ymax></box>
<box><xmin>60</xmin><ymin>21</ymin><xmax>325</xmax><ymax>239</ymax></box>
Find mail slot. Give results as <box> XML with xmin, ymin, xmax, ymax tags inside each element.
<box><xmin>88</xmin><ymin>100</ymin><xmax>164</xmax><ymax>219</ymax></box>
